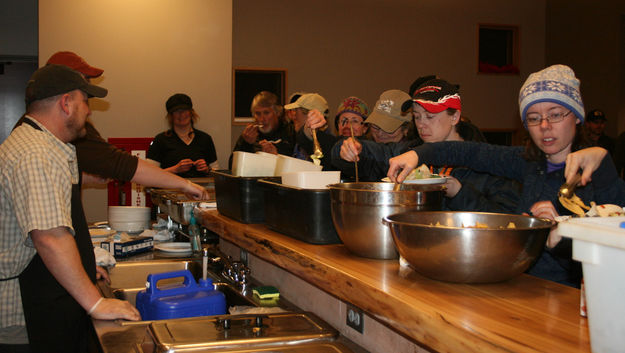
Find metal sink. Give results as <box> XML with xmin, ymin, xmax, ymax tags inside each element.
<box><xmin>94</xmin><ymin>257</ymin><xmax>352</xmax><ymax>353</ymax></box>
<box><xmin>99</xmin><ymin>258</ymin><xmax>258</xmax><ymax>309</ymax></box>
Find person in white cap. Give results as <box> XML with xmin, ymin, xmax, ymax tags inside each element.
<box><xmin>387</xmin><ymin>65</ymin><xmax>625</xmax><ymax>288</ymax></box>
<box><xmin>284</xmin><ymin>93</ymin><xmax>339</xmax><ymax>171</ymax></box>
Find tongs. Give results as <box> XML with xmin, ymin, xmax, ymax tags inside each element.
<box><xmin>558</xmin><ymin>173</ymin><xmax>582</xmax><ymax>199</ymax></box>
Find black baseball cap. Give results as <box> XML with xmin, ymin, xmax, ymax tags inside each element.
<box><xmin>166</xmin><ymin>93</ymin><xmax>193</xmax><ymax>113</ymax></box>
<box><xmin>25</xmin><ymin>64</ymin><xmax>108</xmax><ymax>105</ymax></box>
<box><xmin>586</xmin><ymin>109</ymin><xmax>606</xmax><ymax>122</ymax></box>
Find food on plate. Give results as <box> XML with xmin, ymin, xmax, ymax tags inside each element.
<box><xmin>406</xmin><ymin>164</ymin><xmax>441</xmax><ymax>180</ymax></box>
<box><xmin>585</xmin><ymin>202</ymin><xmax>625</xmax><ymax>217</ymax></box>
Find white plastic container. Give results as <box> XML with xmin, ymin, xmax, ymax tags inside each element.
<box><xmin>231</xmin><ymin>151</ymin><xmax>277</xmax><ymax>177</ymax></box>
<box><xmin>274</xmin><ymin>155</ymin><xmax>322</xmax><ymax>176</ymax></box>
<box><xmin>557</xmin><ymin>216</ymin><xmax>625</xmax><ymax>353</ymax></box>
<box><xmin>281</xmin><ymin>171</ymin><xmax>340</xmax><ymax>189</ymax></box>
<box><xmin>108</xmin><ymin>206</ymin><xmax>151</xmax><ymax>233</ymax></box>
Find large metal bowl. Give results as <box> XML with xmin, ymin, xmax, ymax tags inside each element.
<box><xmin>329</xmin><ymin>182</ymin><xmax>444</xmax><ymax>259</ymax></box>
<box><xmin>384</xmin><ymin>211</ymin><xmax>555</xmax><ymax>283</ymax></box>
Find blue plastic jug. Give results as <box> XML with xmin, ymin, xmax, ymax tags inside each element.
<box><xmin>136</xmin><ymin>270</ymin><xmax>227</xmax><ymax>320</ymax></box>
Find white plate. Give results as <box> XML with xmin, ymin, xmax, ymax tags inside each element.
<box><xmin>380</xmin><ymin>175</ymin><xmax>447</xmax><ymax>185</ymax></box>
<box><xmin>154</xmin><ymin>242</ymin><xmax>192</xmax><ymax>253</ymax></box>
<box><xmin>89</xmin><ymin>228</ymin><xmax>116</xmax><ymax>238</ymax></box>
<box><xmin>403</xmin><ymin>176</ymin><xmax>447</xmax><ymax>185</ymax></box>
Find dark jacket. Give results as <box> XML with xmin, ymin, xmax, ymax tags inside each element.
<box><xmin>330</xmin><ymin>138</ymin><xmax>520</xmax><ymax>213</ymax></box>
<box><xmin>411</xmin><ymin>140</ymin><xmax>625</xmax><ymax>287</ymax></box>
<box><xmin>229</xmin><ymin>120</ymin><xmax>295</xmax><ymax>169</ymax></box>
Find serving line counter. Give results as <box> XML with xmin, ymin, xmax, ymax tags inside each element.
<box><xmin>195</xmin><ymin>208</ymin><xmax>591</xmax><ymax>353</ymax></box>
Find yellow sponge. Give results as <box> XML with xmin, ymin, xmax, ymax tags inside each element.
<box><xmin>252</xmin><ymin>286</ymin><xmax>280</xmax><ymax>300</ymax></box>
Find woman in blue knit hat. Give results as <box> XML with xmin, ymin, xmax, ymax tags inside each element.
<box><xmin>387</xmin><ymin>65</ymin><xmax>625</xmax><ymax>288</ymax></box>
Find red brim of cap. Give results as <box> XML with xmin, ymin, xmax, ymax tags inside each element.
<box><xmin>413</xmin><ymin>97</ymin><xmax>461</xmax><ymax>113</ymax></box>
<box><xmin>413</xmin><ymin>100</ymin><xmax>450</xmax><ymax>113</ymax></box>
<box><xmin>80</xmin><ymin>65</ymin><xmax>104</xmax><ymax>78</ymax></box>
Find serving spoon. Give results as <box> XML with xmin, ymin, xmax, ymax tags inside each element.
<box><xmin>558</xmin><ymin>173</ymin><xmax>582</xmax><ymax>199</ymax></box>
<box><xmin>310</xmin><ymin>129</ymin><xmax>323</xmax><ymax>164</ymax></box>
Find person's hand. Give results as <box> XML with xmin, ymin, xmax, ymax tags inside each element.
<box><xmin>306</xmin><ymin>110</ymin><xmax>327</xmax><ymax>130</ymax></box>
<box><xmin>565</xmin><ymin>147</ymin><xmax>608</xmax><ymax>186</ymax></box>
<box><xmin>90</xmin><ymin>298</ymin><xmax>141</xmax><ymax>321</ymax></box>
<box><xmin>183</xmin><ymin>180</ymin><xmax>210</xmax><ymax>200</ymax></box>
<box><xmin>339</xmin><ymin>138</ymin><xmax>362</xmax><ymax>162</ymax></box>
<box><xmin>242</xmin><ymin>124</ymin><xmax>260</xmax><ymax>144</ymax></box>
<box><xmin>387</xmin><ymin>151</ymin><xmax>419</xmax><ymax>183</ymax></box>
<box><xmin>529</xmin><ymin>201</ymin><xmax>561</xmax><ymax>248</ymax></box>
<box><xmin>193</xmin><ymin>159</ymin><xmax>209</xmax><ymax>173</ymax></box>
<box><xmin>174</xmin><ymin>159</ymin><xmax>194</xmax><ymax>173</ymax></box>
<box><xmin>443</xmin><ymin>176</ymin><xmax>461</xmax><ymax>198</ymax></box>
<box><xmin>258</xmin><ymin>140</ymin><xmax>278</xmax><ymax>154</ymax></box>
<box><xmin>95</xmin><ymin>266</ymin><xmax>110</xmax><ymax>285</ymax></box>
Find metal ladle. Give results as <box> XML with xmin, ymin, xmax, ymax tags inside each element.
<box><xmin>311</xmin><ymin>129</ymin><xmax>323</xmax><ymax>160</ymax></box>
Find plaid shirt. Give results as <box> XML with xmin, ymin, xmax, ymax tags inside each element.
<box><xmin>0</xmin><ymin>117</ymin><xmax>77</xmax><ymax>337</ymax></box>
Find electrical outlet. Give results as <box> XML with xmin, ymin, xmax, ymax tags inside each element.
<box><xmin>240</xmin><ymin>249</ymin><xmax>248</xmax><ymax>266</ymax></box>
<box><xmin>346</xmin><ymin>304</ymin><xmax>364</xmax><ymax>333</ymax></box>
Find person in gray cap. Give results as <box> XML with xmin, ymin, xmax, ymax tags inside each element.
<box><xmin>0</xmin><ymin>64</ymin><xmax>141</xmax><ymax>353</ymax></box>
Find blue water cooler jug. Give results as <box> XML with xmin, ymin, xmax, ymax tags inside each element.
<box><xmin>136</xmin><ymin>269</ymin><xmax>227</xmax><ymax>320</ymax></box>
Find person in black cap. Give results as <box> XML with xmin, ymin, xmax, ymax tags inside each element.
<box><xmin>0</xmin><ymin>64</ymin><xmax>141</xmax><ymax>352</ymax></box>
<box><xmin>14</xmin><ymin>51</ymin><xmax>210</xmax><ymax>195</ymax></box>
<box><xmin>584</xmin><ymin>109</ymin><xmax>614</xmax><ymax>156</ymax></box>
<box><xmin>332</xmin><ymin>78</ymin><xmax>520</xmax><ymax>214</ymax></box>
<box><xmin>147</xmin><ymin>93</ymin><xmax>220</xmax><ymax>177</ymax></box>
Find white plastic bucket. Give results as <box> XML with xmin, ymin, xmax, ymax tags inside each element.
<box><xmin>558</xmin><ymin>216</ymin><xmax>625</xmax><ymax>353</ymax></box>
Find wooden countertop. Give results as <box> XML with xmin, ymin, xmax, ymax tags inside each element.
<box><xmin>196</xmin><ymin>209</ymin><xmax>590</xmax><ymax>353</ymax></box>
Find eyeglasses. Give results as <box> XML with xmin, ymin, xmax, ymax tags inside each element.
<box><xmin>525</xmin><ymin>110</ymin><xmax>572</xmax><ymax>126</ymax></box>
<box><xmin>339</xmin><ymin>117</ymin><xmax>364</xmax><ymax>126</ymax></box>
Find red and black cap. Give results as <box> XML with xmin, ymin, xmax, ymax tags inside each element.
<box><xmin>401</xmin><ymin>79</ymin><xmax>461</xmax><ymax>113</ymax></box>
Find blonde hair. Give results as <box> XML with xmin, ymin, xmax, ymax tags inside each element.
<box><xmin>251</xmin><ymin>91</ymin><xmax>284</xmax><ymax>118</ymax></box>
<box><xmin>166</xmin><ymin>109</ymin><xmax>199</xmax><ymax>129</ymax></box>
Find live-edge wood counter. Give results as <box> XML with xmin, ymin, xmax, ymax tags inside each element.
<box><xmin>196</xmin><ymin>209</ymin><xmax>590</xmax><ymax>353</ymax></box>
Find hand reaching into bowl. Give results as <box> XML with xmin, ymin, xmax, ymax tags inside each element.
<box><xmin>387</xmin><ymin>151</ymin><xmax>420</xmax><ymax>183</ymax></box>
<box><xmin>528</xmin><ymin>200</ymin><xmax>560</xmax><ymax>248</ymax></box>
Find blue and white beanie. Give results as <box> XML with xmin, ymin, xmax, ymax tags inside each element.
<box><xmin>518</xmin><ymin>64</ymin><xmax>585</xmax><ymax>128</ymax></box>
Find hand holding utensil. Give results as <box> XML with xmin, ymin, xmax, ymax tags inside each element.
<box><xmin>350</xmin><ymin>125</ymin><xmax>359</xmax><ymax>182</ymax></box>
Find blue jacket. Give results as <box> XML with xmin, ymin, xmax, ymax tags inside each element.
<box><xmin>331</xmin><ymin>138</ymin><xmax>521</xmax><ymax>213</ymax></box>
<box><xmin>411</xmin><ymin>141</ymin><xmax>625</xmax><ymax>287</ymax></box>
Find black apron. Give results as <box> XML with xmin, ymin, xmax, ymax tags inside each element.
<box><xmin>17</xmin><ymin>118</ymin><xmax>97</xmax><ymax>353</ymax></box>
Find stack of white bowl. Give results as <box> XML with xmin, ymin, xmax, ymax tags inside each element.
<box><xmin>108</xmin><ymin>206</ymin><xmax>151</xmax><ymax>233</ymax></box>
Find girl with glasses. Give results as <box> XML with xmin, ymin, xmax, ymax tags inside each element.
<box><xmin>388</xmin><ymin>65</ymin><xmax>625</xmax><ymax>288</ymax></box>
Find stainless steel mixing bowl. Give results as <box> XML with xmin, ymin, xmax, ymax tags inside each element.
<box><xmin>329</xmin><ymin>182</ymin><xmax>444</xmax><ymax>259</ymax></box>
<box><xmin>384</xmin><ymin>211</ymin><xmax>555</xmax><ymax>283</ymax></box>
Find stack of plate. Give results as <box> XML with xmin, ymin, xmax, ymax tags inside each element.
<box><xmin>108</xmin><ymin>206</ymin><xmax>151</xmax><ymax>233</ymax></box>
